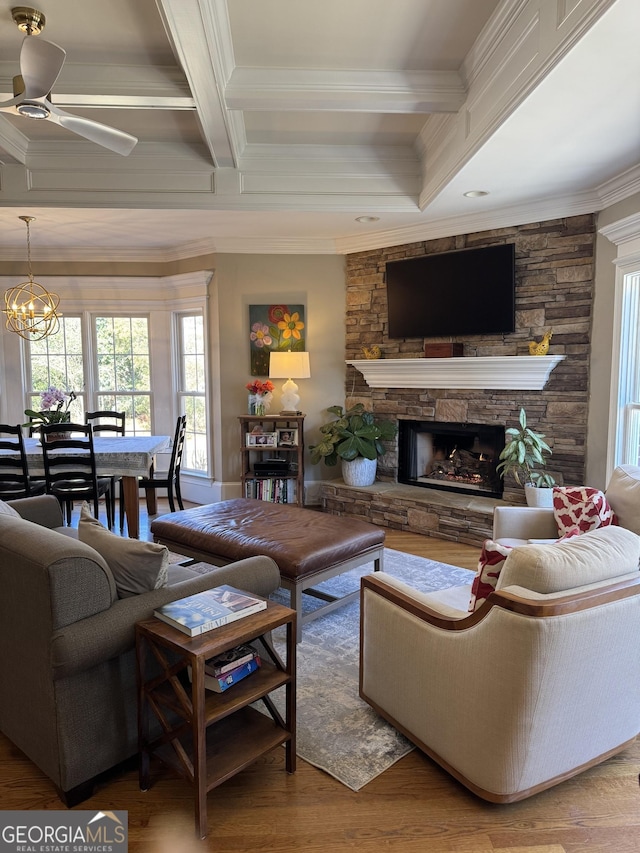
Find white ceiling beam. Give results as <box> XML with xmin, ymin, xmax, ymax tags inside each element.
<box><xmin>417</xmin><ymin>0</ymin><xmax>620</xmax><ymax>210</ymax></box>
<box><xmin>0</xmin><ymin>116</ymin><xmax>28</xmax><ymax>164</ymax></box>
<box><xmin>155</xmin><ymin>0</ymin><xmax>240</xmax><ymax>168</ymax></box>
<box><xmin>225</xmin><ymin>68</ymin><xmax>465</xmax><ymax>113</ymax></box>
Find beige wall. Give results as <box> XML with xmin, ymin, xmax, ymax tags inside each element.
<box><xmin>210</xmin><ymin>253</ymin><xmax>347</xmax><ymax>497</ymax></box>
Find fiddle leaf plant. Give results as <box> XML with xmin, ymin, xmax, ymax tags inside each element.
<box><xmin>309</xmin><ymin>403</ymin><xmax>398</xmax><ymax>466</ymax></box>
<box><xmin>496</xmin><ymin>407</ymin><xmax>555</xmax><ymax>488</ymax></box>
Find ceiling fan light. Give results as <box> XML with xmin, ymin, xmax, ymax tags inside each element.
<box><xmin>17</xmin><ymin>101</ymin><xmax>49</xmax><ymax>119</ymax></box>
<box><xmin>11</xmin><ymin>7</ymin><xmax>46</xmax><ymax>36</ymax></box>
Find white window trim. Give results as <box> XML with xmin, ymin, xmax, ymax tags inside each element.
<box><xmin>0</xmin><ymin>270</ymin><xmax>214</xmax><ymax>499</ymax></box>
<box><xmin>601</xmin><ymin>212</ymin><xmax>640</xmax><ymax>480</ymax></box>
<box><xmin>174</xmin><ymin>309</ymin><xmax>211</xmax><ymax>478</ymax></box>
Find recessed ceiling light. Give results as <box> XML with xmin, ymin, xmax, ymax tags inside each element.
<box><xmin>463</xmin><ymin>190</ymin><xmax>489</xmax><ymax>198</ymax></box>
<box><xmin>355</xmin><ymin>216</ymin><xmax>380</xmax><ymax>223</ymax></box>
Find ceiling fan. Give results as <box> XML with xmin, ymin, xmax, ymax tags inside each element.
<box><xmin>0</xmin><ymin>6</ymin><xmax>138</xmax><ymax>156</ymax></box>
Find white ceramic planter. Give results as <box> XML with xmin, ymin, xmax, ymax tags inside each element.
<box><xmin>342</xmin><ymin>457</ymin><xmax>377</xmax><ymax>487</ymax></box>
<box><xmin>524</xmin><ymin>484</ymin><xmax>554</xmax><ymax>507</ymax></box>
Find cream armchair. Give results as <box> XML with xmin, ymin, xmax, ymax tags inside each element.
<box><xmin>360</xmin><ymin>525</ymin><xmax>640</xmax><ymax>802</ymax></box>
<box><xmin>493</xmin><ymin>464</ymin><xmax>640</xmax><ymax>546</ymax></box>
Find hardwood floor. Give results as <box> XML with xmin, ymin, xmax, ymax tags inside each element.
<box><xmin>3</xmin><ymin>503</ymin><xmax>640</xmax><ymax>852</ymax></box>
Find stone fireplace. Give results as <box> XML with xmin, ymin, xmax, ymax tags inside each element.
<box><xmin>319</xmin><ymin>214</ymin><xmax>595</xmax><ymax>546</ymax></box>
<box><xmin>398</xmin><ymin>420</ymin><xmax>504</xmax><ymax>498</ymax></box>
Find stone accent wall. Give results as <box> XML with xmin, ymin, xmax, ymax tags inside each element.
<box><xmin>323</xmin><ymin>215</ymin><xmax>596</xmax><ymax>538</ymax></box>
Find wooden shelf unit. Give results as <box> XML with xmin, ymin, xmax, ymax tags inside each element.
<box><xmin>136</xmin><ymin>601</ymin><xmax>296</xmax><ymax>839</ymax></box>
<box><xmin>238</xmin><ymin>413</ymin><xmax>305</xmax><ymax>506</ymax></box>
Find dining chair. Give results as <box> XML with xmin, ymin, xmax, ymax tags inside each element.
<box><xmin>85</xmin><ymin>411</ymin><xmax>125</xmax><ymax>527</ymax></box>
<box><xmin>0</xmin><ymin>424</ymin><xmax>47</xmax><ymax>500</ymax></box>
<box><xmin>126</xmin><ymin>415</ymin><xmax>186</xmax><ymax>529</ymax></box>
<box><xmin>40</xmin><ymin>422</ymin><xmax>114</xmax><ymax>528</ymax></box>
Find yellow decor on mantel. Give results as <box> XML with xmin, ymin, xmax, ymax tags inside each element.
<box><xmin>528</xmin><ymin>328</ymin><xmax>553</xmax><ymax>356</ymax></box>
<box><xmin>346</xmin><ymin>355</ymin><xmax>565</xmax><ymax>391</ymax></box>
<box><xmin>361</xmin><ymin>345</ymin><xmax>382</xmax><ymax>360</ymax></box>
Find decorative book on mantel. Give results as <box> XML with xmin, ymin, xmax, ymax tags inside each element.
<box><xmin>153</xmin><ymin>585</ymin><xmax>267</xmax><ymax>637</ymax></box>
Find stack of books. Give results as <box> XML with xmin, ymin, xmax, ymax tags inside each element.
<box><xmin>202</xmin><ymin>644</ymin><xmax>262</xmax><ymax>693</ymax></box>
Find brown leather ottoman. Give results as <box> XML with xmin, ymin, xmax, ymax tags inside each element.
<box><xmin>150</xmin><ymin>498</ymin><xmax>385</xmax><ymax>641</ymax></box>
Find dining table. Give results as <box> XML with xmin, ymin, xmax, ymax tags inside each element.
<box><xmin>14</xmin><ymin>434</ymin><xmax>171</xmax><ymax>539</ymax></box>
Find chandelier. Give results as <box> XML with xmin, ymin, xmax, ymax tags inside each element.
<box><xmin>3</xmin><ymin>215</ymin><xmax>61</xmax><ymax>341</ymax></box>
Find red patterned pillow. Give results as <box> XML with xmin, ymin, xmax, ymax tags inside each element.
<box><xmin>468</xmin><ymin>539</ymin><xmax>512</xmax><ymax>612</ymax></box>
<box><xmin>552</xmin><ymin>487</ymin><xmax>615</xmax><ymax>536</ymax></box>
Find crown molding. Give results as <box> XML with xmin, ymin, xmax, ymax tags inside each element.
<box><xmin>599</xmin><ymin>212</ymin><xmax>640</xmax><ymax>247</ymax></box>
<box><xmin>597</xmin><ymin>164</ymin><xmax>640</xmax><ymax>209</ymax></box>
<box><xmin>333</xmin><ymin>191</ymin><xmax>602</xmax><ymax>254</ymax></box>
<box><xmin>210</xmin><ymin>236</ymin><xmax>338</xmax><ymax>255</ymax></box>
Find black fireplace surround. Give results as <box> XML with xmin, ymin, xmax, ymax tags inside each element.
<box><xmin>397</xmin><ymin>420</ymin><xmax>505</xmax><ymax>498</ymax></box>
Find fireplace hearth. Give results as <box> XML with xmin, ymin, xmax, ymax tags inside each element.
<box><xmin>398</xmin><ymin>420</ymin><xmax>505</xmax><ymax>498</ymax></box>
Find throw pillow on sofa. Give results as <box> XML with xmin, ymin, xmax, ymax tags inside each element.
<box><xmin>469</xmin><ymin>527</ymin><xmax>583</xmax><ymax>612</ymax></box>
<box><xmin>552</xmin><ymin>486</ymin><xmax>615</xmax><ymax>537</ymax></box>
<box><xmin>605</xmin><ymin>464</ymin><xmax>640</xmax><ymax>535</ymax></box>
<box><xmin>78</xmin><ymin>503</ymin><xmax>169</xmax><ymax>598</ymax></box>
<box><xmin>468</xmin><ymin>539</ymin><xmax>512</xmax><ymax>611</ymax></box>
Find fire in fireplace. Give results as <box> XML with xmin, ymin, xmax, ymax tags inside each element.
<box><xmin>397</xmin><ymin>420</ymin><xmax>505</xmax><ymax>498</ymax></box>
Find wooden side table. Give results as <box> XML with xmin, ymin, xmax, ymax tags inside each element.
<box><xmin>135</xmin><ymin>600</ymin><xmax>296</xmax><ymax>839</ymax></box>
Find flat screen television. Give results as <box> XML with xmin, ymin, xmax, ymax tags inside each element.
<box><xmin>386</xmin><ymin>243</ymin><xmax>516</xmax><ymax>338</ymax></box>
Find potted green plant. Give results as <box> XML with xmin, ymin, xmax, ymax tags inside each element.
<box><xmin>309</xmin><ymin>403</ymin><xmax>398</xmax><ymax>487</ymax></box>
<box><xmin>496</xmin><ymin>407</ymin><xmax>555</xmax><ymax>506</ymax></box>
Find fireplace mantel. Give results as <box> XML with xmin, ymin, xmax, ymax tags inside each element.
<box><xmin>346</xmin><ymin>355</ymin><xmax>564</xmax><ymax>390</ymax></box>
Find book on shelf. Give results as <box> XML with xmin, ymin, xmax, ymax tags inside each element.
<box><xmin>206</xmin><ymin>656</ymin><xmax>262</xmax><ymax>692</ymax></box>
<box><xmin>188</xmin><ymin>654</ymin><xmax>262</xmax><ymax>693</ymax></box>
<box><xmin>204</xmin><ymin>643</ymin><xmax>258</xmax><ymax>677</ymax></box>
<box><xmin>244</xmin><ymin>476</ymin><xmax>295</xmax><ymax>503</ymax></box>
<box><xmin>153</xmin><ymin>585</ymin><xmax>267</xmax><ymax>637</ymax></box>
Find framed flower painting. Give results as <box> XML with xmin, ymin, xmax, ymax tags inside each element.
<box><xmin>248</xmin><ymin>304</ymin><xmax>306</xmax><ymax>376</ymax></box>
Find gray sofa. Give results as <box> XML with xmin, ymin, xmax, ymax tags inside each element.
<box><xmin>0</xmin><ymin>495</ymin><xmax>280</xmax><ymax>805</ymax></box>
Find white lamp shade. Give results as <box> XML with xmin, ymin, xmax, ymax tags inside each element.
<box><xmin>269</xmin><ymin>351</ymin><xmax>310</xmax><ymax>413</ymax></box>
<box><xmin>269</xmin><ymin>350</ymin><xmax>311</xmax><ymax>379</ymax></box>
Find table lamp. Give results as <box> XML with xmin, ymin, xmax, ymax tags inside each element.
<box><xmin>269</xmin><ymin>351</ymin><xmax>311</xmax><ymax>414</ymax></box>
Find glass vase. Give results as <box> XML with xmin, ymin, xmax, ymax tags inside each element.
<box><xmin>248</xmin><ymin>394</ymin><xmax>257</xmax><ymax>415</ymax></box>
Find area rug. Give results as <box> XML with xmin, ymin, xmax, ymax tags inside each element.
<box><xmin>174</xmin><ymin>547</ymin><xmax>476</xmax><ymax>791</ymax></box>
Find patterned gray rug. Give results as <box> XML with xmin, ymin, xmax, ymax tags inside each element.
<box><xmin>176</xmin><ymin>548</ymin><xmax>475</xmax><ymax>791</ymax></box>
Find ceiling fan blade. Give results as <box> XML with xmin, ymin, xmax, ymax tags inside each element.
<box><xmin>46</xmin><ymin>102</ymin><xmax>138</xmax><ymax>156</ymax></box>
<box><xmin>20</xmin><ymin>37</ymin><xmax>66</xmax><ymax>99</ymax></box>
<box><xmin>0</xmin><ymin>95</ymin><xmax>24</xmax><ymax>112</ymax></box>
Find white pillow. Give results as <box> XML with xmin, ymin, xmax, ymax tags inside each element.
<box><xmin>605</xmin><ymin>464</ymin><xmax>640</xmax><ymax>535</ymax></box>
<box><xmin>77</xmin><ymin>503</ymin><xmax>169</xmax><ymax>598</ymax></box>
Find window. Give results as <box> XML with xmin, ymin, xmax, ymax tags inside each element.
<box><xmin>177</xmin><ymin>313</ymin><xmax>208</xmax><ymax>473</ymax></box>
<box><xmin>25</xmin><ymin>316</ymin><xmax>85</xmax><ymax>420</ymax></box>
<box><xmin>94</xmin><ymin>316</ymin><xmax>152</xmax><ymax>435</ymax></box>
<box><xmin>613</xmin><ymin>270</ymin><xmax>640</xmax><ymax>467</ymax></box>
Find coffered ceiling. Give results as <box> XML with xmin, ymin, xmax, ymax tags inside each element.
<box><xmin>0</xmin><ymin>0</ymin><xmax>638</xmax><ymax>259</ymax></box>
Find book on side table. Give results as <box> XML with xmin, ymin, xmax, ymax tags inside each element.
<box><xmin>190</xmin><ymin>654</ymin><xmax>262</xmax><ymax>693</ymax></box>
<box><xmin>153</xmin><ymin>585</ymin><xmax>267</xmax><ymax>637</ymax></box>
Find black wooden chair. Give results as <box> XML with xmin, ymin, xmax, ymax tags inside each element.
<box><xmin>27</xmin><ymin>416</ymin><xmax>41</xmax><ymax>438</ymax></box>
<box><xmin>121</xmin><ymin>415</ymin><xmax>186</xmax><ymax>530</ymax></box>
<box><xmin>85</xmin><ymin>411</ymin><xmax>125</xmax><ymax>527</ymax></box>
<box><xmin>0</xmin><ymin>423</ymin><xmax>47</xmax><ymax>500</ymax></box>
<box><xmin>41</xmin><ymin>422</ymin><xmax>113</xmax><ymax>528</ymax></box>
